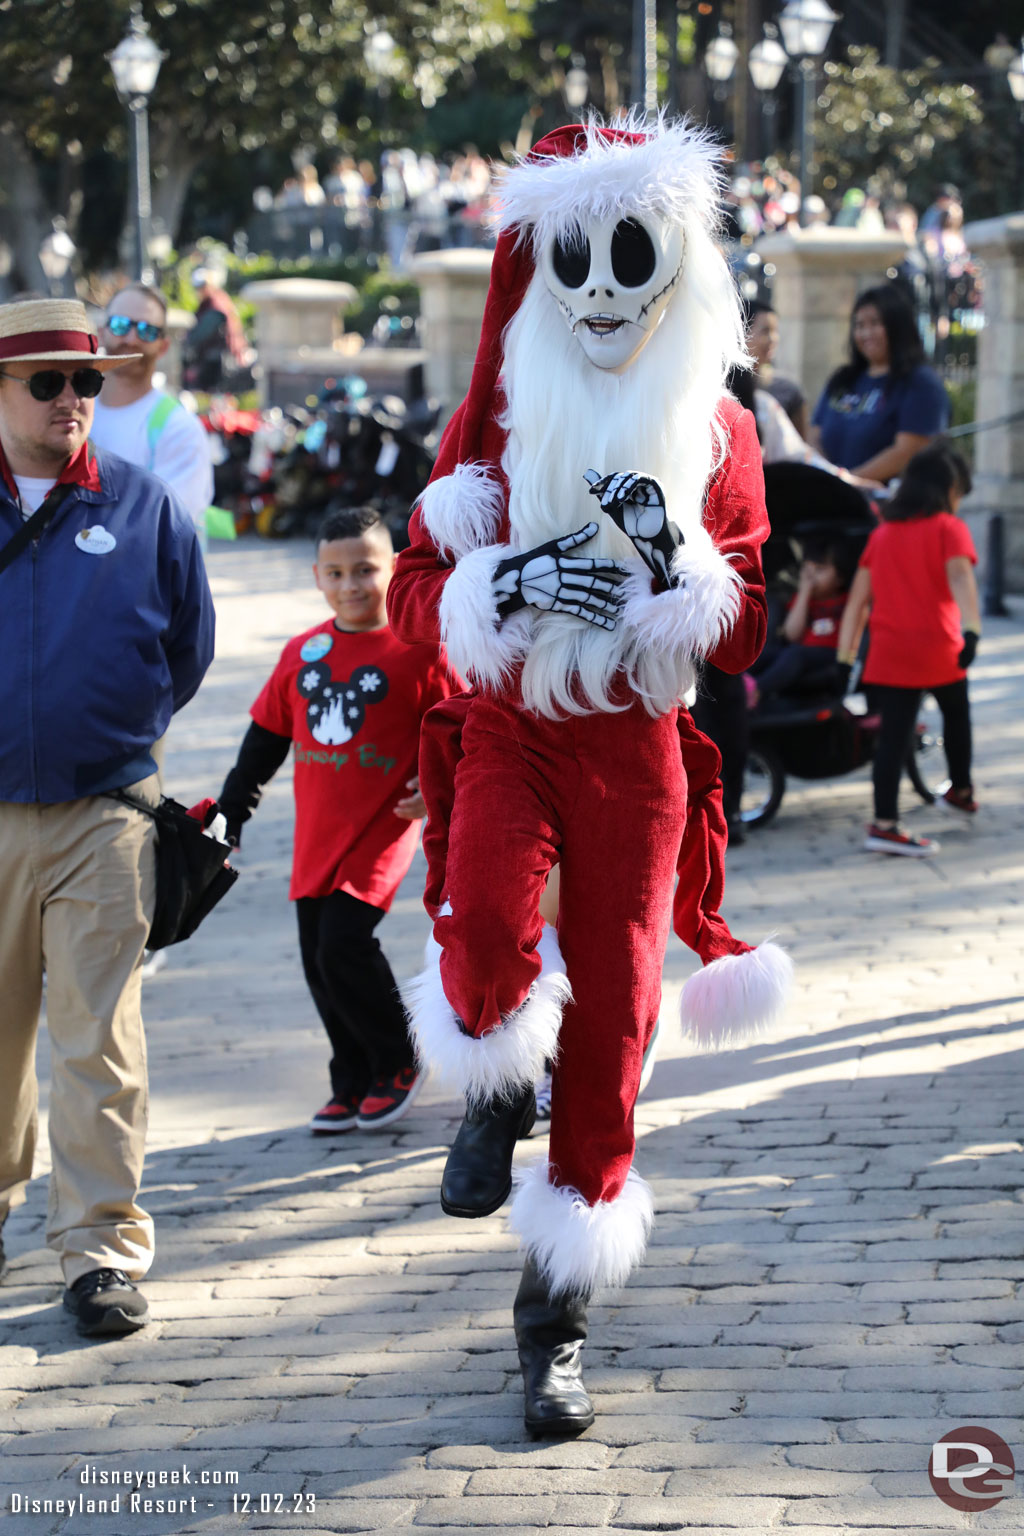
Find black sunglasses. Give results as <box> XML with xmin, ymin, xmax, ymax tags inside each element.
<box><xmin>106</xmin><ymin>313</ymin><xmax>164</xmax><ymax>343</ymax></box>
<box><xmin>0</xmin><ymin>367</ymin><xmax>105</xmax><ymax>401</ymax></box>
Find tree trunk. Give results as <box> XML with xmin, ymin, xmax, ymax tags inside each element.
<box><xmin>0</xmin><ymin>129</ymin><xmax>51</xmax><ymax>297</ymax></box>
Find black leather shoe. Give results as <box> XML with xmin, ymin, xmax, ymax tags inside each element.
<box><xmin>63</xmin><ymin>1269</ymin><xmax>149</xmax><ymax>1336</ymax></box>
<box><xmin>440</xmin><ymin>1084</ymin><xmax>536</xmax><ymax>1218</ymax></box>
<box><xmin>515</xmin><ymin>1257</ymin><xmax>595</xmax><ymax>1437</ymax></box>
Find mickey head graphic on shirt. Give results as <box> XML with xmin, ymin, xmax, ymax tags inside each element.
<box><xmin>296</xmin><ymin>662</ymin><xmax>390</xmax><ymax>746</ymax></box>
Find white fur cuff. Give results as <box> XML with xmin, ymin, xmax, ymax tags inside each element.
<box><xmin>680</xmin><ymin>940</ymin><xmax>793</xmax><ymax>1051</ymax></box>
<box><xmin>510</xmin><ymin>1160</ymin><xmax>655</xmax><ymax>1297</ymax></box>
<box><xmin>621</xmin><ymin>523</ymin><xmax>743</xmax><ymax>660</ymax></box>
<box><xmin>438</xmin><ymin>544</ymin><xmax>532</xmax><ymax>690</ymax></box>
<box><xmin>418</xmin><ymin>463</ymin><xmax>505</xmax><ymax>561</ymax></box>
<box><xmin>404</xmin><ymin>926</ymin><xmax>570</xmax><ymax>1104</ymax></box>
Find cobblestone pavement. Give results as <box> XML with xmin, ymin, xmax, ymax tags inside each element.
<box><xmin>3</xmin><ymin>540</ymin><xmax>1023</xmax><ymax>1536</ymax></box>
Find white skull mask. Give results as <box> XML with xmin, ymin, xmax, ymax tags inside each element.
<box><xmin>539</xmin><ymin>212</ymin><xmax>685</xmax><ymax>373</ymax></box>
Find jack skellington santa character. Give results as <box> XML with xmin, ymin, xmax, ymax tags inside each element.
<box><xmin>387</xmin><ymin>117</ymin><xmax>791</xmax><ymax>1437</ymax></box>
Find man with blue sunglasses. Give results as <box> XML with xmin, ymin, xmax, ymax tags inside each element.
<box><xmin>91</xmin><ymin>283</ymin><xmax>213</xmax><ymax>543</ymax></box>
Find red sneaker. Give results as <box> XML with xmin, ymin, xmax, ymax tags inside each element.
<box><xmin>309</xmin><ymin>1095</ymin><xmax>361</xmax><ymax>1133</ymax></box>
<box><xmin>938</xmin><ymin>785</ymin><xmax>978</xmax><ymax>815</ymax></box>
<box><xmin>864</xmin><ymin>824</ymin><xmax>939</xmax><ymax>858</ymax></box>
<box><xmin>356</xmin><ymin>1067</ymin><xmax>423</xmax><ymax>1129</ymax></box>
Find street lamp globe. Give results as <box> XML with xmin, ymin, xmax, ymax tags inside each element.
<box><xmin>1008</xmin><ymin>45</ymin><xmax>1024</xmax><ymax>104</ymax></box>
<box><xmin>749</xmin><ymin>33</ymin><xmax>788</xmax><ymax>93</ymax></box>
<box><xmin>778</xmin><ymin>0</ymin><xmax>840</xmax><ymax>61</ymax></box>
<box><xmin>108</xmin><ymin>10</ymin><xmax>164</xmax><ymax>102</ymax></box>
<box><xmin>364</xmin><ymin>29</ymin><xmax>396</xmax><ymax>76</ymax></box>
<box><xmin>704</xmin><ymin>31</ymin><xmax>740</xmax><ymax>84</ymax></box>
<box><xmin>39</xmin><ymin>224</ymin><xmax>76</xmax><ymax>295</ymax></box>
<box><xmin>565</xmin><ymin>62</ymin><xmax>589</xmax><ymax>112</ymax></box>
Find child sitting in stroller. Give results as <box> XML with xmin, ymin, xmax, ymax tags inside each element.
<box><xmin>749</xmin><ymin>539</ymin><xmax>853</xmax><ymax>705</ymax></box>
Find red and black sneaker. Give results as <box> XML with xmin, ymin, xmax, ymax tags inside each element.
<box><xmin>309</xmin><ymin>1094</ymin><xmax>361</xmax><ymax>1134</ymax></box>
<box><xmin>863</xmin><ymin>823</ymin><xmax>939</xmax><ymax>858</ymax></box>
<box><xmin>356</xmin><ymin>1066</ymin><xmax>423</xmax><ymax>1129</ymax></box>
<box><xmin>938</xmin><ymin>784</ymin><xmax>979</xmax><ymax>815</ymax></box>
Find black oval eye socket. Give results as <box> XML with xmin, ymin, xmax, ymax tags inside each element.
<box><xmin>611</xmin><ymin>219</ymin><xmax>657</xmax><ymax>287</ymax></box>
<box><xmin>551</xmin><ymin>232</ymin><xmax>591</xmax><ymax>289</ymax></box>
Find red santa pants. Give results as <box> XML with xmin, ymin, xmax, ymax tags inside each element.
<box><xmin>429</xmin><ymin>693</ymin><xmax>686</xmax><ymax>1208</ymax></box>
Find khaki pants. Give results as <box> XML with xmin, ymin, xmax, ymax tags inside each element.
<box><xmin>0</xmin><ymin>781</ymin><xmax>158</xmax><ymax>1286</ymax></box>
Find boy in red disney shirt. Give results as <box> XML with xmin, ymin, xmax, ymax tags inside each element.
<box><xmin>219</xmin><ymin>507</ymin><xmax>453</xmax><ymax>1130</ymax></box>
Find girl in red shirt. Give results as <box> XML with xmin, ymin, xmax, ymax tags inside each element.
<box><xmin>837</xmin><ymin>443</ymin><xmax>981</xmax><ymax>857</ymax></box>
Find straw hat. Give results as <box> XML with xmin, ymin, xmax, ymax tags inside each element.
<box><xmin>0</xmin><ymin>298</ymin><xmax>140</xmax><ymax>368</ymax></box>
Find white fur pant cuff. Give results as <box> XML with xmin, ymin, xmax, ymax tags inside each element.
<box><xmin>404</xmin><ymin>926</ymin><xmax>570</xmax><ymax>1105</ymax></box>
<box><xmin>509</xmin><ymin>1160</ymin><xmax>654</xmax><ymax>1297</ymax></box>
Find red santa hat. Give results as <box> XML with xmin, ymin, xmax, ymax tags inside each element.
<box><xmin>417</xmin><ymin>118</ymin><xmax>792</xmax><ymax>1050</ymax></box>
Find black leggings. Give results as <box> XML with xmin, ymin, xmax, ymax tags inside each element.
<box><xmin>296</xmin><ymin>890</ymin><xmax>414</xmax><ymax>1101</ymax></box>
<box><xmin>871</xmin><ymin>679</ymin><xmax>972</xmax><ymax>823</ymax></box>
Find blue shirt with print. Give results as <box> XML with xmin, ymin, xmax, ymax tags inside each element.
<box><xmin>812</xmin><ymin>365</ymin><xmax>949</xmax><ymax>472</ymax></box>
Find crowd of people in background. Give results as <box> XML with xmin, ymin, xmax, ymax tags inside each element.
<box><xmin>264</xmin><ymin>145</ymin><xmax>497</xmax><ymax>266</ymax></box>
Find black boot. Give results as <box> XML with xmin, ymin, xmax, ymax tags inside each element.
<box><xmin>514</xmin><ymin>1256</ymin><xmax>595</xmax><ymax>1438</ymax></box>
<box><xmin>440</xmin><ymin>1084</ymin><xmax>535</xmax><ymax>1218</ymax></box>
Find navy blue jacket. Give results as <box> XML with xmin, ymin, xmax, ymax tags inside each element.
<box><xmin>0</xmin><ymin>445</ymin><xmax>215</xmax><ymax>803</ymax></box>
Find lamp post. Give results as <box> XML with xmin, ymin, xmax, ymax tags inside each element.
<box><xmin>777</xmin><ymin>0</ymin><xmax>839</xmax><ymax>226</ymax></box>
<box><xmin>748</xmin><ymin>26</ymin><xmax>788</xmax><ymax>163</ymax></box>
<box><xmin>704</xmin><ymin>26</ymin><xmax>739</xmax><ymax>141</ymax></box>
<box><xmin>107</xmin><ymin>5</ymin><xmax>164</xmax><ymax>284</ymax></box>
<box><xmin>1008</xmin><ymin>43</ymin><xmax>1024</xmax><ymax>208</ymax></box>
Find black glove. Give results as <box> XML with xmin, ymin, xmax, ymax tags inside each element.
<box><xmin>957</xmin><ymin>631</ymin><xmax>979</xmax><ymax>669</ymax></box>
<box><xmin>584</xmin><ymin>468</ymin><xmax>683</xmax><ymax>591</ymax></box>
<box><xmin>835</xmin><ymin>661</ymin><xmax>852</xmax><ymax>696</ymax></box>
<box><xmin>492</xmin><ymin>523</ymin><xmax>628</xmax><ymax>630</ymax></box>
<box><xmin>223</xmin><ymin>820</ymin><xmax>243</xmax><ymax>850</ymax></box>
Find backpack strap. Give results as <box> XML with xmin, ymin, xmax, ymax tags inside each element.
<box><xmin>145</xmin><ymin>394</ymin><xmax>181</xmax><ymax>469</ymax></box>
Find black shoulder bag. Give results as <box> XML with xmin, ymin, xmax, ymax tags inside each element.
<box><xmin>110</xmin><ymin>792</ymin><xmax>239</xmax><ymax>951</ymax></box>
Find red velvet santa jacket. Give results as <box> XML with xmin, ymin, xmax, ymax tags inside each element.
<box><xmin>387</xmin><ymin>395</ymin><xmax>768</xmax><ymax>691</ymax></box>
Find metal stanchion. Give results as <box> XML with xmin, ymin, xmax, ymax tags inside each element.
<box><xmin>983</xmin><ymin>512</ymin><xmax>1010</xmax><ymax>618</ymax></box>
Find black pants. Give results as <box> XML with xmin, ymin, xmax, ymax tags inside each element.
<box><xmin>693</xmin><ymin>664</ymin><xmax>748</xmax><ymax>825</ymax></box>
<box><xmin>295</xmin><ymin>890</ymin><xmax>414</xmax><ymax>1101</ymax></box>
<box><xmin>871</xmin><ymin>679</ymin><xmax>972</xmax><ymax>822</ymax></box>
<box><xmin>755</xmin><ymin>643</ymin><xmax>837</xmax><ymax>698</ymax></box>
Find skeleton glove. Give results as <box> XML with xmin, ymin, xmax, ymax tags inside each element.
<box><xmin>491</xmin><ymin>522</ymin><xmax>628</xmax><ymax>630</ymax></box>
<box><xmin>585</xmin><ymin>469</ymin><xmax>683</xmax><ymax>592</ymax></box>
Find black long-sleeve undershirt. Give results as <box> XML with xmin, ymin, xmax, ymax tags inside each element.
<box><xmin>218</xmin><ymin>721</ymin><xmax>292</xmax><ymax>844</ymax></box>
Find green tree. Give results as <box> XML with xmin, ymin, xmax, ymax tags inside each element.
<box><xmin>812</xmin><ymin>46</ymin><xmax>998</xmax><ymax>210</ymax></box>
<box><xmin>0</xmin><ymin>0</ymin><xmax>533</xmax><ymax>285</ymax></box>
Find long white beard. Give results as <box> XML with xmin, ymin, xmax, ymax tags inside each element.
<box><xmin>500</xmin><ymin>267</ymin><xmax>736</xmax><ymax>717</ymax></box>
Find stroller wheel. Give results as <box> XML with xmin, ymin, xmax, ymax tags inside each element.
<box><xmin>740</xmin><ymin>746</ymin><xmax>785</xmax><ymax>830</ymax></box>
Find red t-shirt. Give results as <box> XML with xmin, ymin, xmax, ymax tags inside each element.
<box><xmin>251</xmin><ymin>619</ymin><xmax>453</xmax><ymax>906</ymax></box>
<box><xmin>786</xmin><ymin>593</ymin><xmax>846</xmax><ymax>649</ymax></box>
<box><xmin>860</xmin><ymin>512</ymin><xmax>977</xmax><ymax>688</ymax></box>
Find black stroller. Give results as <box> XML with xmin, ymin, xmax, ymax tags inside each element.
<box><xmin>738</xmin><ymin>463</ymin><xmax>936</xmax><ymax>829</ymax></box>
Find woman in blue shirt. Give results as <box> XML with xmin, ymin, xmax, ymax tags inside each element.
<box><xmin>810</xmin><ymin>284</ymin><xmax>949</xmax><ymax>483</ymax></box>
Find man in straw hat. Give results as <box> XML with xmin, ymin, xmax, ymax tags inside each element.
<box><xmin>0</xmin><ymin>298</ymin><xmax>214</xmax><ymax>1334</ymax></box>
<box><xmin>388</xmin><ymin>118</ymin><xmax>792</xmax><ymax>1436</ymax></box>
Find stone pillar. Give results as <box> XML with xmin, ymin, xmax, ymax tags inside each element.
<box><xmin>410</xmin><ymin>249</ymin><xmax>493</xmax><ymax>427</ymax></box>
<box><xmin>961</xmin><ymin>213</ymin><xmax>1024</xmax><ymax>592</ymax></box>
<box><xmin>239</xmin><ymin>278</ymin><xmax>358</xmax><ymax>405</ymax></box>
<box><xmin>755</xmin><ymin>228</ymin><xmax>910</xmax><ymax>414</ymax></box>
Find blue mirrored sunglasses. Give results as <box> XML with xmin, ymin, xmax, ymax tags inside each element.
<box><xmin>106</xmin><ymin>314</ymin><xmax>164</xmax><ymax>343</ymax></box>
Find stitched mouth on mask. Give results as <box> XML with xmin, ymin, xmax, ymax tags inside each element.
<box><xmin>574</xmin><ymin>314</ymin><xmax>636</xmax><ymax>338</ymax></box>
